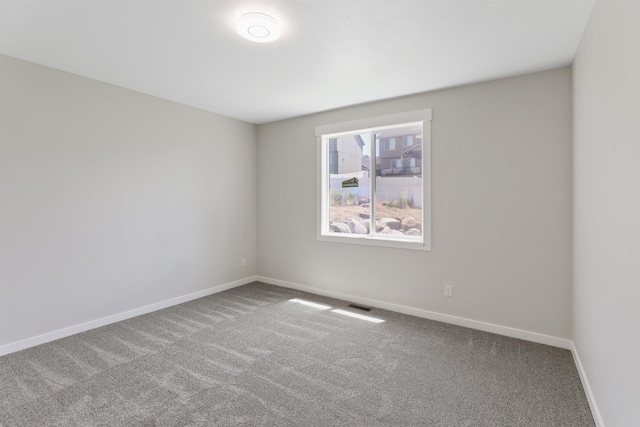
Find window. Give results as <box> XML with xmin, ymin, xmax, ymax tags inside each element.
<box><xmin>384</xmin><ymin>138</ymin><xmax>396</xmax><ymax>151</ymax></box>
<box><xmin>403</xmin><ymin>135</ymin><xmax>414</xmax><ymax>147</ymax></box>
<box><xmin>316</xmin><ymin>109</ymin><xmax>432</xmax><ymax>251</ymax></box>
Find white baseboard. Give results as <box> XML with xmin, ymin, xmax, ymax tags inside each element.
<box><xmin>257</xmin><ymin>275</ymin><xmax>572</xmax><ymax>350</ymax></box>
<box><xmin>571</xmin><ymin>342</ymin><xmax>605</xmax><ymax>427</ymax></box>
<box><xmin>0</xmin><ymin>276</ymin><xmax>258</xmax><ymax>357</ymax></box>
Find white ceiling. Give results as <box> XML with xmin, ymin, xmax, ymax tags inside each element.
<box><xmin>0</xmin><ymin>0</ymin><xmax>594</xmax><ymax>124</ymax></box>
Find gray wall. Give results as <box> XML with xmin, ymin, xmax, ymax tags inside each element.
<box><xmin>573</xmin><ymin>0</ymin><xmax>640</xmax><ymax>425</ymax></box>
<box><xmin>257</xmin><ymin>67</ymin><xmax>573</xmax><ymax>339</ymax></box>
<box><xmin>0</xmin><ymin>55</ymin><xmax>257</xmax><ymax>346</ymax></box>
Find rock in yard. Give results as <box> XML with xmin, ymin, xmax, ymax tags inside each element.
<box><xmin>401</xmin><ymin>216</ymin><xmax>418</xmax><ymax>230</ymax></box>
<box><xmin>405</xmin><ymin>228</ymin><xmax>421</xmax><ymax>236</ymax></box>
<box><xmin>380</xmin><ymin>226</ymin><xmax>392</xmax><ymax>234</ymax></box>
<box><xmin>347</xmin><ymin>218</ymin><xmax>368</xmax><ymax>234</ymax></box>
<box><xmin>330</xmin><ymin>222</ymin><xmax>351</xmax><ymax>233</ymax></box>
<box><xmin>380</xmin><ymin>218</ymin><xmax>401</xmax><ymax>230</ymax></box>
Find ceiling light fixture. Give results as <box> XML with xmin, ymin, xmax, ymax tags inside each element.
<box><xmin>237</xmin><ymin>12</ymin><xmax>281</xmax><ymax>43</ymax></box>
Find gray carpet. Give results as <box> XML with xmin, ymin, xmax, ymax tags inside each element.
<box><xmin>0</xmin><ymin>282</ymin><xmax>594</xmax><ymax>426</ymax></box>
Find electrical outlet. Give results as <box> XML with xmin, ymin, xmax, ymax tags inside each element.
<box><xmin>241</xmin><ymin>258</ymin><xmax>246</xmax><ymax>267</ymax></box>
<box><xmin>444</xmin><ymin>285</ymin><xmax>453</xmax><ymax>297</ymax></box>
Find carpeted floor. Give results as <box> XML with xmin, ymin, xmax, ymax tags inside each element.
<box><xmin>0</xmin><ymin>282</ymin><xmax>594</xmax><ymax>426</ymax></box>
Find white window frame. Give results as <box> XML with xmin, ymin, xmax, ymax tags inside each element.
<box><xmin>316</xmin><ymin>109</ymin><xmax>432</xmax><ymax>251</ymax></box>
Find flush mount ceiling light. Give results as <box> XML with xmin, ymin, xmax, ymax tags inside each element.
<box><xmin>237</xmin><ymin>12</ymin><xmax>281</xmax><ymax>43</ymax></box>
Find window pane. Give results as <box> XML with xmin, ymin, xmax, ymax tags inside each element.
<box><xmin>328</xmin><ymin>133</ymin><xmax>371</xmax><ymax>235</ymax></box>
<box><xmin>374</xmin><ymin>125</ymin><xmax>423</xmax><ymax>237</ymax></box>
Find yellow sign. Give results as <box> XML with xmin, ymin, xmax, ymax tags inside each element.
<box><xmin>342</xmin><ymin>177</ymin><xmax>359</xmax><ymax>188</ymax></box>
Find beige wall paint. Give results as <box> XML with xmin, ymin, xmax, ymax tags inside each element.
<box><xmin>573</xmin><ymin>0</ymin><xmax>640</xmax><ymax>425</ymax></box>
<box><xmin>257</xmin><ymin>68</ymin><xmax>573</xmax><ymax>339</ymax></box>
<box><xmin>0</xmin><ymin>55</ymin><xmax>257</xmax><ymax>346</ymax></box>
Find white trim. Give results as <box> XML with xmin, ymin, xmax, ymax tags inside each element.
<box><xmin>571</xmin><ymin>342</ymin><xmax>605</xmax><ymax>427</ymax></box>
<box><xmin>315</xmin><ymin>108</ymin><xmax>432</xmax><ymax>136</ymax></box>
<box><xmin>317</xmin><ymin>233</ymin><xmax>430</xmax><ymax>251</ymax></box>
<box><xmin>423</xmin><ymin>117</ymin><xmax>432</xmax><ymax>251</ymax></box>
<box><xmin>0</xmin><ymin>276</ymin><xmax>258</xmax><ymax>356</ymax></box>
<box><xmin>257</xmin><ymin>275</ymin><xmax>572</xmax><ymax>350</ymax></box>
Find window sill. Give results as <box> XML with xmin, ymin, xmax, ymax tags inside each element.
<box><xmin>318</xmin><ymin>232</ymin><xmax>431</xmax><ymax>251</ymax></box>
